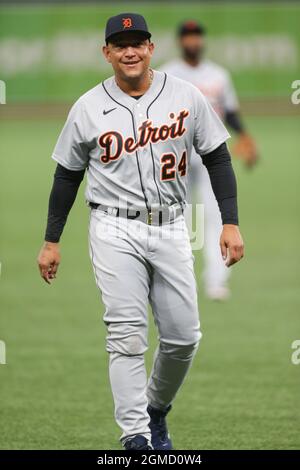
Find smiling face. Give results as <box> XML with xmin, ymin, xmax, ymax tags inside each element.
<box><xmin>103</xmin><ymin>31</ymin><xmax>154</xmax><ymax>81</ymax></box>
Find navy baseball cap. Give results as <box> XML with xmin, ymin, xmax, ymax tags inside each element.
<box><xmin>105</xmin><ymin>13</ymin><xmax>152</xmax><ymax>43</ymax></box>
<box><xmin>178</xmin><ymin>20</ymin><xmax>206</xmax><ymax>37</ymax></box>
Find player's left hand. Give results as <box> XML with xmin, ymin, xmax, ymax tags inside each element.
<box><xmin>220</xmin><ymin>224</ymin><xmax>244</xmax><ymax>267</ymax></box>
<box><xmin>232</xmin><ymin>133</ymin><xmax>259</xmax><ymax>169</ymax></box>
<box><xmin>37</xmin><ymin>242</ymin><xmax>61</xmax><ymax>284</ymax></box>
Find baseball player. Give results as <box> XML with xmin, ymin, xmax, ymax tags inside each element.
<box><xmin>37</xmin><ymin>13</ymin><xmax>244</xmax><ymax>450</ymax></box>
<box><xmin>160</xmin><ymin>21</ymin><xmax>258</xmax><ymax>300</ymax></box>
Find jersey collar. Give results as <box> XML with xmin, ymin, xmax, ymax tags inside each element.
<box><xmin>104</xmin><ymin>70</ymin><xmax>166</xmax><ymax>110</ymax></box>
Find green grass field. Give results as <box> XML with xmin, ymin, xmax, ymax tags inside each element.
<box><xmin>0</xmin><ymin>115</ymin><xmax>299</xmax><ymax>450</ymax></box>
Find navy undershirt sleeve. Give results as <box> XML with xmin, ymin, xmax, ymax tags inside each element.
<box><xmin>45</xmin><ymin>164</ymin><xmax>85</xmax><ymax>243</ymax></box>
<box><xmin>201</xmin><ymin>143</ymin><xmax>239</xmax><ymax>225</ymax></box>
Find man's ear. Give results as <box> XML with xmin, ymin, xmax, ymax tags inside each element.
<box><xmin>102</xmin><ymin>45</ymin><xmax>111</xmax><ymax>63</ymax></box>
<box><xmin>149</xmin><ymin>41</ymin><xmax>155</xmax><ymax>57</ymax></box>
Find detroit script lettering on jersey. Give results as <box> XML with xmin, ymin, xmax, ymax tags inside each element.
<box><xmin>98</xmin><ymin>110</ymin><xmax>189</xmax><ymax>163</ymax></box>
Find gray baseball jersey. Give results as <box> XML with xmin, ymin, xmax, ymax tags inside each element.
<box><xmin>52</xmin><ymin>69</ymin><xmax>230</xmax><ymax>210</ymax></box>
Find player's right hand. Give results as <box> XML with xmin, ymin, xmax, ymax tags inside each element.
<box><xmin>37</xmin><ymin>242</ymin><xmax>61</xmax><ymax>284</ymax></box>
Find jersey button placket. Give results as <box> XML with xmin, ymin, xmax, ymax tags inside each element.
<box><xmin>133</xmin><ymin>105</ymin><xmax>149</xmax><ymax>208</ymax></box>
<box><xmin>136</xmin><ymin>106</ymin><xmax>156</xmax><ymax>208</ymax></box>
<box><xmin>136</xmin><ymin>103</ymin><xmax>144</xmax><ymax>121</ymax></box>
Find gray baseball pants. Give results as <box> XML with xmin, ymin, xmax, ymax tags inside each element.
<box><xmin>88</xmin><ymin>208</ymin><xmax>202</xmax><ymax>445</ymax></box>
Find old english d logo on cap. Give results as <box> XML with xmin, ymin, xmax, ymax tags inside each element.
<box><xmin>122</xmin><ymin>17</ymin><xmax>133</xmax><ymax>29</ymax></box>
<box><xmin>105</xmin><ymin>13</ymin><xmax>151</xmax><ymax>42</ymax></box>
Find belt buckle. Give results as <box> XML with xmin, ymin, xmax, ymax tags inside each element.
<box><xmin>147</xmin><ymin>211</ymin><xmax>152</xmax><ymax>225</ymax></box>
<box><xmin>149</xmin><ymin>206</ymin><xmax>170</xmax><ymax>225</ymax></box>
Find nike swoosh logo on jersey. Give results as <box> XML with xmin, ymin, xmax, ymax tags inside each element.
<box><xmin>103</xmin><ymin>107</ymin><xmax>117</xmax><ymax>115</ymax></box>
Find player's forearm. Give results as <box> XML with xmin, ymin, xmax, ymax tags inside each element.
<box><xmin>45</xmin><ymin>164</ymin><xmax>85</xmax><ymax>243</ymax></box>
<box><xmin>201</xmin><ymin>143</ymin><xmax>238</xmax><ymax>225</ymax></box>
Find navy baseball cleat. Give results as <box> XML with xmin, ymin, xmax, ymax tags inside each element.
<box><xmin>147</xmin><ymin>403</ymin><xmax>173</xmax><ymax>450</ymax></box>
<box><xmin>123</xmin><ymin>434</ymin><xmax>153</xmax><ymax>450</ymax></box>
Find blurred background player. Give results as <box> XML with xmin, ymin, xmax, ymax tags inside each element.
<box><xmin>160</xmin><ymin>20</ymin><xmax>259</xmax><ymax>300</ymax></box>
